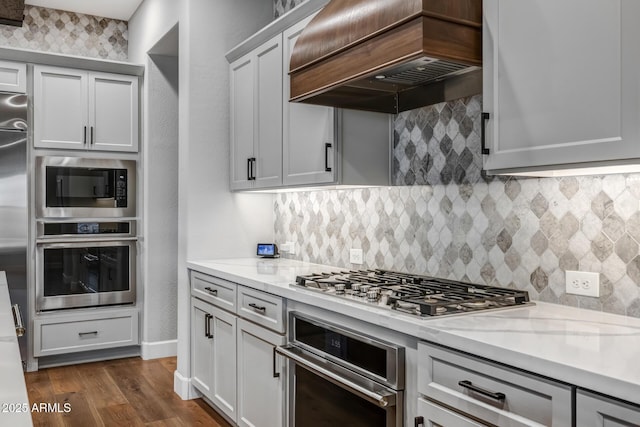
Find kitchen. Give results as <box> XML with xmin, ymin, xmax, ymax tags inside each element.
<box><xmin>0</xmin><ymin>0</ymin><xmax>639</xmax><ymax>426</ymax></box>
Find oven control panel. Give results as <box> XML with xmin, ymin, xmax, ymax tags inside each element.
<box><xmin>115</xmin><ymin>170</ymin><xmax>127</xmax><ymax>207</ymax></box>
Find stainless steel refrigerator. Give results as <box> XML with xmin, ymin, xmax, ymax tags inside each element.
<box><xmin>0</xmin><ymin>92</ymin><xmax>28</xmax><ymax>364</ymax></box>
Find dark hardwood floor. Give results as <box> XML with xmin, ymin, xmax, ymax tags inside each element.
<box><xmin>24</xmin><ymin>357</ymin><xmax>233</xmax><ymax>427</ymax></box>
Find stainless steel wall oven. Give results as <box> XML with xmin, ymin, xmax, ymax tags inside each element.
<box><xmin>35</xmin><ymin>220</ymin><xmax>136</xmax><ymax>311</ymax></box>
<box><xmin>36</xmin><ymin>156</ymin><xmax>136</xmax><ymax>219</ymax></box>
<box><xmin>277</xmin><ymin>312</ymin><xmax>405</xmax><ymax>427</ymax></box>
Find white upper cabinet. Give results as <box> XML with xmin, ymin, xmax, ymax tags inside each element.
<box><xmin>230</xmin><ymin>34</ymin><xmax>283</xmax><ymax>191</ymax></box>
<box><xmin>34</xmin><ymin>65</ymin><xmax>139</xmax><ymax>152</ymax></box>
<box><xmin>283</xmin><ymin>15</ymin><xmax>336</xmax><ymax>187</ymax></box>
<box><xmin>483</xmin><ymin>0</ymin><xmax>640</xmax><ymax>173</ymax></box>
<box><xmin>89</xmin><ymin>72</ymin><xmax>139</xmax><ymax>152</ymax></box>
<box><xmin>0</xmin><ymin>60</ymin><xmax>26</xmax><ymax>93</ymax></box>
<box><xmin>230</xmin><ymin>53</ymin><xmax>255</xmax><ymax>191</ymax></box>
<box><xmin>34</xmin><ymin>66</ymin><xmax>87</xmax><ymax>150</ymax></box>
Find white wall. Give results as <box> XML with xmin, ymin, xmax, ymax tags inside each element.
<box><xmin>128</xmin><ymin>0</ymin><xmax>275</xmax><ymax>389</ymax></box>
<box><xmin>128</xmin><ymin>0</ymin><xmax>181</xmax><ymax>64</ymax></box>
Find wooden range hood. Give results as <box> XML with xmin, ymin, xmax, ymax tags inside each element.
<box><xmin>289</xmin><ymin>0</ymin><xmax>482</xmax><ymax>114</ymax></box>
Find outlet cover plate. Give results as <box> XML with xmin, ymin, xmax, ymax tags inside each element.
<box><xmin>350</xmin><ymin>249</ymin><xmax>363</xmax><ymax>265</ymax></box>
<box><xmin>566</xmin><ymin>271</ymin><xmax>600</xmax><ymax>297</ymax></box>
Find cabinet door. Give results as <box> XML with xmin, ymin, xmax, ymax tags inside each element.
<box><xmin>283</xmin><ymin>16</ymin><xmax>336</xmax><ymax>187</ymax></box>
<box><xmin>191</xmin><ymin>298</ymin><xmax>213</xmax><ymax>397</ymax></box>
<box><xmin>210</xmin><ymin>306</ymin><xmax>238</xmax><ymax>423</ymax></box>
<box><xmin>34</xmin><ymin>66</ymin><xmax>88</xmax><ymax>150</ymax></box>
<box><xmin>577</xmin><ymin>390</ymin><xmax>640</xmax><ymax>426</ymax></box>
<box><xmin>0</xmin><ymin>60</ymin><xmax>26</xmax><ymax>93</ymax></box>
<box><xmin>254</xmin><ymin>34</ymin><xmax>283</xmax><ymax>189</ymax></box>
<box><xmin>237</xmin><ymin>319</ymin><xmax>286</xmax><ymax>427</ymax></box>
<box><xmin>89</xmin><ymin>72</ymin><xmax>139</xmax><ymax>152</ymax></box>
<box><xmin>483</xmin><ymin>0</ymin><xmax>640</xmax><ymax>173</ymax></box>
<box><xmin>230</xmin><ymin>52</ymin><xmax>256</xmax><ymax>190</ymax></box>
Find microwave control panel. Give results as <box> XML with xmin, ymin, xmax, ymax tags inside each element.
<box><xmin>116</xmin><ymin>170</ymin><xmax>127</xmax><ymax>207</ymax></box>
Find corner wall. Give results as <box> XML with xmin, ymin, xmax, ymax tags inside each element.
<box><xmin>128</xmin><ymin>0</ymin><xmax>275</xmax><ymax>394</ymax></box>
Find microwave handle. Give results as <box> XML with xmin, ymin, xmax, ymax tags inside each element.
<box><xmin>275</xmin><ymin>345</ymin><xmax>396</xmax><ymax>408</ymax></box>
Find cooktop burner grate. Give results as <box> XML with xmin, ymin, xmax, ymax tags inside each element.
<box><xmin>294</xmin><ymin>269</ymin><xmax>531</xmax><ymax>318</ymax></box>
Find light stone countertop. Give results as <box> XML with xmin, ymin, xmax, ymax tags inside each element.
<box><xmin>0</xmin><ymin>272</ymin><xmax>33</xmax><ymax>426</ymax></box>
<box><xmin>187</xmin><ymin>258</ymin><xmax>640</xmax><ymax>407</ymax></box>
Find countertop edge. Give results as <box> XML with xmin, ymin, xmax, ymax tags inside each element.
<box><xmin>0</xmin><ymin>272</ymin><xmax>33</xmax><ymax>427</ymax></box>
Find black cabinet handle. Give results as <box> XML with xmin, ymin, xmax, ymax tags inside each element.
<box><xmin>205</xmin><ymin>314</ymin><xmax>213</xmax><ymax>339</ymax></box>
<box><xmin>251</xmin><ymin>158</ymin><xmax>257</xmax><ymax>180</ymax></box>
<box><xmin>324</xmin><ymin>143</ymin><xmax>332</xmax><ymax>172</ymax></box>
<box><xmin>83</xmin><ymin>126</ymin><xmax>87</xmax><ymax>144</ymax></box>
<box><xmin>458</xmin><ymin>380</ymin><xmax>506</xmax><ymax>401</ymax></box>
<box><xmin>90</xmin><ymin>126</ymin><xmax>94</xmax><ymax>145</ymax></box>
<box><xmin>247</xmin><ymin>157</ymin><xmax>256</xmax><ymax>181</ymax></box>
<box><xmin>481</xmin><ymin>112</ymin><xmax>490</xmax><ymax>155</ymax></box>
<box><xmin>414</xmin><ymin>416</ymin><xmax>424</xmax><ymax>427</ymax></box>
<box><xmin>273</xmin><ymin>347</ymin><xmax>280</xmax><ymax>378</ymax></box>
<box><xmin>204</xmin><ymin>313</ymin><xmax>209</xmax><ymax>338</ymax></box>
<box><xmin>248</xmin><ymin>303</ymin><xmax>266</xmax><ymax>313</ymax></box>
<box><xmin>204</xmin><ymin>287</ymin><xmax>218</xmax><ymax>296</ymax></box>
<box><xmin>79</xmin><ymin>331</ymin><xmax>98</xmax><ymax>337</ymax></box>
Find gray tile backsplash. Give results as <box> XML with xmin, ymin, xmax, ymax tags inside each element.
<box><xmin>274</xmin><ymin>95</ymin><xmax>640</xmax><ymax>318</ymax></box>
<box><xmin>0</xmin><ymin>5</ymin><xmax>127</xmax><ymax>60</ymax></box>
<box><xmin>274</xmin><ymin>0</ymin><xmax>306</xmax><ymax>18</ymax></box>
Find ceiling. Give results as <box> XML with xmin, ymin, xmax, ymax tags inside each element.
<box><xmin>25</xmin><ymin>0</ymin><xmax>145</xmax><ymax>21</ymax></box>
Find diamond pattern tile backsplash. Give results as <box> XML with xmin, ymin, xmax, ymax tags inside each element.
<box><xmin>274</xmin><ymin>95</ymin><xmax>640</xmax><ymax>318</ymax></box>
<box><xmin>0</xmin><ymin>5</ymin><xmax>127</xmax><ymax>60</ymax></box>
<box><xmin>274</xmin><ymin>0</ymin><xmax>306</xmax><ymax>18</ymax></box>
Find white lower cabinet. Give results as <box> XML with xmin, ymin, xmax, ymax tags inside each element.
<box><xmin>577</xmin><ymin>390</ymin><xmax>640</xmax><ymax>427</ymax></box>
<box><xmin>237</xmin><ymin>318</ymin><xmax>286</xmax><ymax>427</ymax></box>
<box><xmin>191</xmin><ymin>297</ymin><xmax>237</xmax><ymax>421</ymax></box>
<box><xmin>191</xmin><ymin>273</ymin><xmax>286</xmax><ymax>427</ymax></box>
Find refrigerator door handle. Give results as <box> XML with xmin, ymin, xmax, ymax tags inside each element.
<box><xmin>11</xmin><ymin>304</ymin><xmax>25</xmax><ymax>337</ymax></box>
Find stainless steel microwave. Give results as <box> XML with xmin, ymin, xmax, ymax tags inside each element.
<box><xmin>36</xmin><ymin>157</ymin><xmax>136</xmax><ymax>219</ymax></box>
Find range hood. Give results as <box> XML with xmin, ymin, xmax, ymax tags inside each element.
<box><xmin>289</xmin><ymin>0</ymin><xmax>482</xmax><ymax>114</ymax></box>
<box><xmin>0</xmin><ymin>0</ymin><xmax>25</xmax><ymax>27</ymax></box>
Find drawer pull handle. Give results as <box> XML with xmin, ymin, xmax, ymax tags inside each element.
<box><xmin>204</xmin><ymin>287</ymin><xmax>218</xmax><ymax>296</ymax></box>
<box><xmin>458</xmin><ymin>380</ymin><xmax>506</xmax><ymax>401</ymax></box>
<box><xmin>248</xmin><ymin>303</ymin><xmax>266</xmax><ymax>313</ymax></box>
<box><xmin>414</xmin><ymin>416</ymin><xmax>424</xmax><ymax>427</ymax></box>
<box><xmin>79</xmin><ymin>331</ymin><xmax>98</xmax><ymax>337</ymax></box>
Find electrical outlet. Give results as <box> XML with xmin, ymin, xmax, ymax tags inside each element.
<box><xmin>285</xmin><ymin>241</ymin><xmax>295</xmax><ymax>255</ymax></box>
<box><xmin>565</xmin><ymin>271</ymin><xmax>600</xmax><ymax>297</ymax></box>
<box><xmin>350</xmin><ymin>249</ymin><xmax>363</xmax><ymax>265</ymax></box>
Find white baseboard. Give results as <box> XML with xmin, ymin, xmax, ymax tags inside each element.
<box><xmin>140</xmin><ymin>339</ymin><xmax>177</xmax><ymax>360</ymax></box>
<box><xmin>174</xmin><ymin>370</ymin><xmax>200</xmax><ymax>400</ymax></box>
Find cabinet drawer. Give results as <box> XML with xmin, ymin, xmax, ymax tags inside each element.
<box><xmin>191</xmin><ymin>271</ymin><xmax>237</xmax><ymax>312</ymax></box>
<box><xmin>238</xmin><ymin>286</ymin><xmax>285</xmax><ymax>333</ymax></box>
<box><xmin>417</xmin><ymin>397</ymin><xmax>485</xmax><ymax>427</ymax></box>
<box><xmin>418</xmin><ymin>342</ymin><xmax>573</xmax><ymax>427</ymax></box>
<box><xmin>35</xmin><ymin>313</ymin><xmax>138</xmax><ymax>357</ymax></box>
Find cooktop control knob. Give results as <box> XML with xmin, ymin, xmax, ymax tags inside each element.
<box><xmin>360</xmin><ymin>285</ymin><xmax>371</xmax><ymax>294</ymax></box>
<box><xmin>334</xmin><ymin>283</ymin><xmax>345</xmax><ymax>294</ymax></box>
<box><xmin>351</xmin><ymin>283</ymin><xmax>361</xmax><ymax>293</ymax></box>
<box><xmin>366</xmin><ymin>289</ymin><xmax>379</xmax><ymax>301</ymax></box>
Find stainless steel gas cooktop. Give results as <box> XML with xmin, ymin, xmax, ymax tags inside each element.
<box><xmin>293</xmin><ymin>269</ymin><xmax>532</xmax><ymax>317</ymax></box>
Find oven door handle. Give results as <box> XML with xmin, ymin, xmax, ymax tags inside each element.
<box><xmin>276</xmin><ymin>345</ymin><xmax>396</xmax><ymax>408</ymax></box>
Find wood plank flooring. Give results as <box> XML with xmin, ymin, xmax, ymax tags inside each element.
<box><xmin>24</xmin><ymin>357</ymin><xmax>233</xmax><ymax>427</ymax></box>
